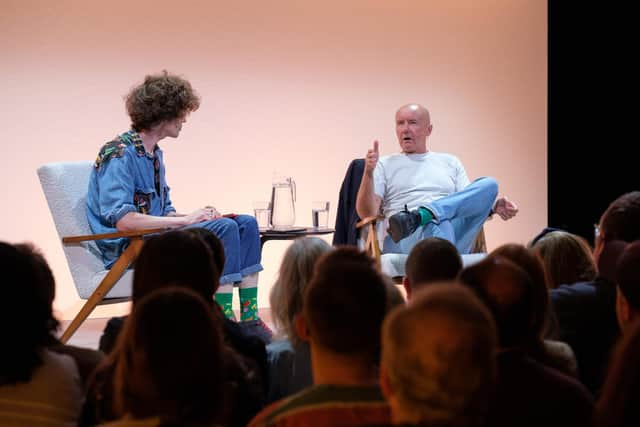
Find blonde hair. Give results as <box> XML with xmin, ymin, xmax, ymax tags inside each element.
<box><xmin>269</xmin><ymin>237</ymin><xmax>331</xmax><ymax>345</ymax></box>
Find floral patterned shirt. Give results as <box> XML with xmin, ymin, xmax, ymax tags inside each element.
<box><xmin>86</xmin><ymin>130</ymin><xmax>176</xmax><ymax>268</ymax></box>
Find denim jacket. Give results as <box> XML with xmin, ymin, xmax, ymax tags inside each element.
<box><xmin>86</xmin><ymin>130</ymin><xmax>176</xmax><ymax>268</ymax></box>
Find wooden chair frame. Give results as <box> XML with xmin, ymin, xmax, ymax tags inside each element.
<box><xmin>59</xmin><ymin>227</ymin><xmax>164</xmax><ymax>343</ymax></box>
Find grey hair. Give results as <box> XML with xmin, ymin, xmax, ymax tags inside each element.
<box><xmin>382</xmin><ymin>283</ymin><xmax>496</xmax><ymax>425</ymax></box>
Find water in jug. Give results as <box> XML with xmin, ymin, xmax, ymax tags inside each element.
<box><xmin>270</xmin><ymin>176</ymin><xmax>296</xmax><ymax>229</ymax></box>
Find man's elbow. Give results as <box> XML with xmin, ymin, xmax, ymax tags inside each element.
<box><xmin>356</xmin><ymin>205</ymin><xmax>374</xmax><ymax>220</ymax></box>
<box><xmin>115</xmin><ymin>213</ymin><xmax>135</xmax><ymax>232</ymax></box>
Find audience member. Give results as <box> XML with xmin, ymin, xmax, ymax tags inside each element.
<box><xmin>595</xmin><ymin>319</ymin><xmax>640</xmax><ymax>427</ymax></box>
<box><xmin>614</xmin><ymin>240</ymin><xmax>640</xmax><ymax>331</ymax></box>
<box><xmin>101</xmin><ymin>287</ymin><xmax>224</xmax><ymax>427</ymax></box>
<box><xmin>460</xmin><ymin>256</ymin><xmax>594</xmax><ymax>427</ymax></box>
<box><xmin>185</xmin><ymin>227</ymin><xmax>270</xmax><ymax>388</ymax></box>
<box><xmin>380</xmin><ymin>283</ymin><xmax>496</xmax><ymax>427</ymax></box>
<box><xmin>402</xmin><ymin>237</ymin><xmax>462</xmax><ymax>299</ymax></box>
<box><xmin>84</xmin><ymin>230</ymin><xmax>264</xmax><ymax>427</ymax></box>
<box><xmin>531</xmin><ymin>230</ymin><xmax>597</xmax><ymax>289</ymax></box>
<box><xmin>491</xmin><ymin>243</ymin><xmax>577</xmax><ymax>377</ymax></box>
<box><xmin>550</xmin><ymin>191</ymin><xmax>640</xmax><ymax>394</ymax></box>
<box><xmin>13</xmin><ymin>243</ymin><xmax>104</xmax><ymax>387</ymax></box>
<box><xmin>0</xmin><ymin>241</ymin><xmax>83</xmax><ymax>426</ymax></box>
<box><xmin>249</xmin><ymin>248</ymin><xmax>390</xmax><ymax>427</ymax></box>
<box><xmin>382</xmin><ymin>274</ymin><xmax>406</xmax><ymax>312</ymax></box>
<box><xmin>266</xmin><ymin>237</ymin><xmax>332</xmax><ymax>403</ymax></box>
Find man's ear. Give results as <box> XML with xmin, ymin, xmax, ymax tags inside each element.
<box><xmin>294</xmin><ymin>312</ymin><xmax>311</xmax><ymax>342</ymax></box>
<box><xmin>402</xmin><ymin>276</ymin><xmax>412</xmax><ymax>300</ymax></box>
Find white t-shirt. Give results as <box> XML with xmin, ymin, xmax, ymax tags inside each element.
<box><xmin>373</xmin><ymin>151</ymin><xmax>470</xmax><ymax>217</ymax></box>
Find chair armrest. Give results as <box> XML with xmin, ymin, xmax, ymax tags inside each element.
<box><xmin>62</xmin><ymin>228</ymin><xmax>167</xmax><ymax>244</ymax></box>
<box><xmin>356</xmin><ymin>215</ymin><xmax>385</xmax><ymax>228</ymax></box>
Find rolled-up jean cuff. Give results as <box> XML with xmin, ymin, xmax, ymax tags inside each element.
<box><xmin>241</xmin><ymin>264</ymin><xmax>264</xmax><ymax>277</ymax></box>
<box><xmin>220</xmin><ymin>272</ymin><xmax>243</xmax><ymax>285</ymax></box>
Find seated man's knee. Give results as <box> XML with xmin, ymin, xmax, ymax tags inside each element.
<box><xmin>236</xmin><ymin>214</ymin><xmax>259</xmax><ymax>230</ymax></box>
<box><xmin>478</xmin><ymin>177</ymin><xmax>499</xmax><ymax>199</ymax></box>
<box><xmin>214</xmin><ymin>217</ymin><xmax>239</xmax><ymax>236</ymax></box>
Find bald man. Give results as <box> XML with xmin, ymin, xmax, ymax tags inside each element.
<box><xmin>356</xmin><ymin>103</ymin><xmax>518</xmax><ymax>255</ymax></box>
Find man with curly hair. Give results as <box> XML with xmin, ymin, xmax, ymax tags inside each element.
<box><xmin>86</xmin><ymin>71</ymin><xmax>267</xmax><ymax>334</ymax></box>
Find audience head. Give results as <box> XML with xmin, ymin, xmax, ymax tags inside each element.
<box><xmin>383</xmin><ymin>274</ymin><xmax>406</xmax><ymax>312</ymax></box>
<box><xmin>381</xmin><ymin>283</ymin><xmax>496</xmax><ymax>426</ymax></box>
<box><xmin>597</xmin><ymin>240</ymin><xmax>629</xmax><ymax>283</ymax></box>
<box><xmin>599</xmin><ymin>191</ymin><xmax>640</xmax><ymax>242</ymax></box>
<box><xmin>403</xmin><ymin>237</ymin><xmax>462</xmax><ymax>299</ymax></box>
<box><xmin>113</xmin><ymin>287</ymin><xmax>223</xmax><ymax>425</ymax></box>
<box><xmin>184</xmin><ymin>227</ymin><xmax>226</xmax><ymax>276</ymax></box>
<box><xmin>491</xmin><ymin>243</ymin><xmax>550</xmax><ymax>340</ymax></box>
<box><xmin>0</xmin><ymin>241</ymin><xmax>55</xmax><ymax>384</ymax></box>
<box><xmin>531</xmin><ymin>230</ymin><xmax>597</xmax><ymax>289</ymax></box>
<box><xmin>596</xmin><ymin>319</ymin><xmax>640</xmax><ymax>427</ymax></box>
<box><xmin>13</xmin><ymin>242</ymin><xmax>59</xmax><ymax>333</ymax></box>
<box><xmin>126</xmin><ymin>70</ymin><xmax>200</xmax><ymax>132</ymax></box>
<box><xmin>615</xmin><ymin>241</ymin><xmax>640</xmax><ymax>330</ymax></box>
<box><xmin>132</xmin><ymin>230</ymin><xmax>219</xmax><ymax>305</ymax></box>
<box><xmin>459</xmin><ymin>256</ymin><xmax>537</xmax><ymax>349</ymax></box>
<box><xmin>269</xmin><ymin>237</ymin><xmax>331</xmax><ymax>345</ymax></box>
<box><xmin>300</xmin><ymin>247</ymin><xmax>387</xmax><ymax>362</ymax></box>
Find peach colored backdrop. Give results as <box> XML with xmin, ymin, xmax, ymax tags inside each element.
<box><xmin>0</xmin><ymin>0</ymin><xmax>547</xmax><ymax>320</ymax></box>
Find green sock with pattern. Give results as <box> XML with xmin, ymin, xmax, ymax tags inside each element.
<box><xmin>239</xmin><ymin>286</ymin><xmax>259</xmax><ymax>321</ymax></box>
<box><xmin>215</xmin><ymin>291</ymin><xmax>234</xmax><ymax>319</ymax></box>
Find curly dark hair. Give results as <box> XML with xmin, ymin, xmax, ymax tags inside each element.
<box><xmin>125</xmin><ymin>70</ymin><xmax>200</xmax><ymax>131</ymax></box>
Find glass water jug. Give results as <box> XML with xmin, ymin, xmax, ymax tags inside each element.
<box><xmin>270</xmin><ymin>176</ymin><xmax>296</xmax><ymax>229</ymax></box>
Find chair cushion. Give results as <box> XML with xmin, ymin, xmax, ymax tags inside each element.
<box><xmin>38</xmin><ymin>161</ymin><xmax>132</xmax><ymax>301</ymax></box>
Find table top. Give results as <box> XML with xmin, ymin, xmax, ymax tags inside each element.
<box><xmin>259</xmin><ymin>227</ymin><xmax>334</xmax><ymax>237</ymax></box>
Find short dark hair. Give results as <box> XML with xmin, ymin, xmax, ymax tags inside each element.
<box><xmin>405</xmin><ymin>237</ymin><xmax>462</xmax><ymax>288</ymax></box>
<box><xmin>125</xmin><ymin>71</ymin><xmax>200</xmax><ymax>132</ymax></box>
<box><xmin>132</xmin><ymin>230</ymin><xmax>219</xmax><ymax>305</ymax></box>
<box><xmin>601</xmin><ymin>191</ymin><xmax>640</xmax><ymax>243</ymax></box>
<box><xmin>616</xmin><ymin>241</ymin><xmax>640</xmax><ymax>311</ymax></box>
<box><xmin>113</xmin><ymin>287</ymin><xmax>223</xmax><ymax>424</ymax></box>
<box><xmin>303</xmin><ymin>247</ymin><xmax>387</xmax><ymax>359</ymax></box>
<box><xmin>459</xmin><ymin>256</ymin><xmax>537</xmax><ymax>348</ymax></box>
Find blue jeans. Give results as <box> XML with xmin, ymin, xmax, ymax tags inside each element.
<box><xmin>382</xmin><ymin>177</ymin><xmax>498</xmax><ymax>254</ymax></box>
<box><xmin>185</xmin><ymin>214</ymin><xmax>263</xmax><ymax>285</ymax></box>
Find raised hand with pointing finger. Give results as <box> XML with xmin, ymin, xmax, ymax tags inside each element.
<box><xmin>364</xmin><ymin>140</ymin><xmax>379</xmax><ymax>176</ymax></box>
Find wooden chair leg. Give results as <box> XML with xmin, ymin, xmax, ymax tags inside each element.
<box><xmin>368</xmin><ymin>223</ymin><xmax>382</xmax><ymax>270</ymax></box>
<box><xmin>60</xmin><ymin>238</ymin><xmax>144</xmax><ymax>343</ymax></box>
